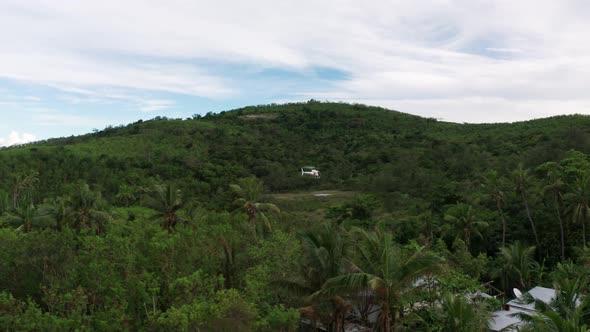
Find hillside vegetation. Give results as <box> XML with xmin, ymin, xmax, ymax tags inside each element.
<box><xmin>2</xmin><ymin>101</ymin><xmax>590</xmax><ymax>330</ymax></box>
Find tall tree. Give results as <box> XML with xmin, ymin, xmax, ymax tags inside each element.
<box><xmin>42</xmin><ymin>196</ymin><xmax>70</xmax><ymax>231</ymax></box>
<box><xmin>416</xmin><ymin>211</ymin><xmax>440</xmax><ymax>244</ymax></box>
<box><xmin>142</xmin><ymin>183</ymin><xmax>184</xmax><ymax>233</ymax></box>
<box><xmin>444</xmin><ymin>203</ymin><xmax>488</xmax><ymax>251</ymax></box>
<box><xmin>10</xmin><ymin>172</ymin><xmax>38</xmax><ymax>208</ymax></box>
<box><xmin>496</xmin><ymin>241</ymin><xmax>538</xmax><ymax>292</ymax></box>
<box><xmin>291</xmin><ymin>223</ymin><xmax>352</xmax><ymax>331</ymax></box>
<box><xmin>482</xmin><ymin>170</ymin><xmax>508</xmax><ymax>248</ymax></box>
<box><xmin>565</xmin><ymin>174</ymin><xmax>590</xmax><ymax>248</ymax></box>
<box><xmin>68</xmin><ymin>182</ymin><xmax>112</xmax><ymax>234</ymax></box>
<box><xmin>4</xmin><ymin>203</ymin><xmax>53</xmax><ymax>232</ymax></box>
<box><xmin>437</xmin><ymin>292</ymin><xmax>491</xmax><ymax>332</ymax></box>
<box><xmin>513</xmin><ymin>164</ymin><xmax>540</xmax><ymax>249</ymax></box>
<box><xmin>541</xmin><ymin>164</ymin><xmax>567</xmax><ymax>260</ymax></box>
<box><xmin>314</xmin><ymin>226</ymin><xmax>444</xmax><ymax>331</ymax></box>
<box><xmin>230</xmin><ymin>177</ymin><xmax>280</xmax><ymax>233</ymax></box>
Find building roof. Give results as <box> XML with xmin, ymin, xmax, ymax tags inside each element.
<box><xmin>489</xmin><ymin>306</ymin><xmax>530</xmax><ymax>331</ymax></box>
<box><xmin>507</xmin><ymin>286</ymin><xmax>556</xmax><ymax>311</ymax></box>
<box><xmin>489</xmin><ymin>286</ymin><xmax>556</xmax><ymax>331</ymax></box>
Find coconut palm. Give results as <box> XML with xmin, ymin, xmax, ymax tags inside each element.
<box><xmin>513</xmin><ymin>164</ymin><xmax>540</xmax><ymax>249</ymax></box>
<box><xmin>444</xmin><ymin>203</ymin><xmax>488</xmax><ymax>250</ymax></box>
<box><xmin>283</xmin><ymin>223</ymin><xmax>352</xmax><ymax>331</ymax></box>
<box><xmin>565</xmin><ymin>174</ymin><xmax>590</xmax><ymax>248</ymax></box>
<box><xmin>437</xmin><ymin>292</ymin><xmax>491</xmax><ymax>332</ymax></box>
<box><xmin>298</xmin><ymin>223</ymin><xmax>352</xmax><ymax>291</ymax></box>
<box><xmin>230</xmin><ymin>177</ymin><xmax>280</xmax><ymax>233</ymax></box>
<box><xmin>115</xmin><ymin>184</ymin><xmax>137</xmax><ymax>207</ymax></box>
<box><xmin>482</xmin><ymin>170</ymin><xmax>508</xmax><ymax>248</ymax></box>
<box><xmin>417</xmin><ymin>211</ymin><xmax>440</xmax><ymax>244</ymax></box>
<box><xmin>219</xmin><ymin>234</ymin><xmax>237</xmax><ymax>289</ymax></box>
<box><xmin>142</xmin><ymin>183</ymin><xmax>184</xmax><ymax>233</ymax></box>
<box><xmin>496</xmin><ymin>241</ymin><xmax>538</xmax><ymax>292</ymax></box>
<box><xmin>4</xmin><ymin>203</ymin><xmax>53</xmax><ymax>232</ymax></box>
<box><xmin>0</xmin><ymin>190</ymin><xmax>9</xmax><ymax>214</ymax></box>
<box><xmin>68</xmin><ymin>182</ymin><xmax>112</xmax><ymax>234</ymax></box>
<box><xmin>42</xmin><ymin>196</ymin><xmax>70</xmax><ymax>231</ymax></box>
<box><xmin>314</xmin><ymin>226</ymin><xmax>444</xmax><ymax>331</ymax></box>
<box><xmin>10</xmin><ymin>172</ymin><xmax>38</xmax><ymax>208</ymax></box>
<box><xmin>543</xmin><ymin>169</ymin><xmax>567</xmax><ymax>260</ymax></box>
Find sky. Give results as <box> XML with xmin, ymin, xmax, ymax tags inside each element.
<box><xmin>2</xmin><ymin>0</ymin><xmax>590</xmax><ymax>146</ymax></box>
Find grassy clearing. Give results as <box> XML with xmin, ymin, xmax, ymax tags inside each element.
<box><xmin>239</xmin><ymin>113</ymin><xmax>278</xmax><ymax>120</ymax></box>
<box><xmin>270</xmin><ymin>190</ymin><xmax>356</xmax><ymax>201</ymax></box>
<box><xmin>268</xmin><ymin>190</ymin><xmax>357</xmax><ymax>231</ymax></box>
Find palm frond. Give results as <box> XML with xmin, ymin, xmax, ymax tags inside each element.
<box><xmin>310</xmin><ymin>272</ymin><xmax>375</xmax><ymax>300</ymax></box>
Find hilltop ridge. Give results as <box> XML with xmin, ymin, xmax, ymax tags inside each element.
<box><xmin>1</xmin><ymin>101</ymin><xmax>590</xmax><ymax>209</ymax></box>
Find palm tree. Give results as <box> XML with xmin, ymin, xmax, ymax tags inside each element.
<box><xmin>543</xmin><ymin>169</ymin><xmax>567</xmax><ymax>260</ymax></box>
<box><xmin>219</xmin><ymin>234</ymin><xmax>237</xmax><ymax>289</ymax></box>
<box><xmin>314</xmin><ymin>226</ymin><xmax>444</xmax><ymax>331</ymax></box>
<box><xmin>230</xmin><ymin>177</ymin><xmax>280</xmax><ymax>233</ymax></box>
<box><xmin>482</xmin><ymin>170</ymin><xmax>508</xmax><ymax>248</ymax></box>
<box><xmin>142</xmin><ymin>183</ymin><xmax>184</xmax><ymax>233</ymax></box>
<box><xmin>444</xmin><ymin>203</ymin><xmax>488</xmax><ymax>250</ymax></box>
<box><xmin>68</xmin><ymin>182</ymin><xmax>112</xmax><ymax>234</ymax></box>
<box><xmin>416</xmin><ymin>211</ymin><xmax>440</xmax><ymax>244</ymax></box>
<box><xmin>4</xmin><ymin>203</ymin><xmax>53</xmax><ymax>232</ymax></box>
<box><xmin>513</xmin><ymin>164</ymin><xmax>540</xmax><ymax>249</ymax></box>
<box><xmin>497</xmin><ymin>241</ymin><xmax>538</xmax><ymax>292</ymax></box>
<box><xmin>10</xmin><ymin>172</ymin><xmax>38</xmax><ymax>208</ymax></box>
<box><xmin>283</xmin><ymin>223</ymin><xmax>352</xmax><ymax>330</ymax></box>
<box><xmin>437</xmin><ymin>292</ymin><xmax>491</xmax><ymax>332</ymax></box>
<box><xmin>565</xmin><ymin>174</ymin><xmax>590</xmax><ymax>248</ymax></box>
<box><xmin>298</xmin><ymin>223</ymin><xmax>352</xmax><ymax>291</ymax></box>
<box><xmin>0</xmin><ymin>190</ymin><xmax>9</xmax><ymax>214</ymax></box>
<box><xmin>41</xmin><ymin>196</ymin><xmax>70</xmax><ymax>231</ymax></box>
<box><xmin>115</xmin><ymin>184</ymin><xmax>137</xmax><ymax>207</ymax></box>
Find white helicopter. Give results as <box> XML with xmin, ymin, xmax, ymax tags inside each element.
<box><xmin>301</xmin><ymin>166</ymin><xmax>320</xmax><ymax>178</ymax></box>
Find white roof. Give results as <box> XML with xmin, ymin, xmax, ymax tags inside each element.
<box><xmin>489</xmin><ymin>286</ymin><xmax>556</xmax><ymax>331</ymax></box>
<box><xmin>489</xmin><ymin>307</ymin><xmax>530</xmax><ymax>331</ymax></box>
<box><xmin>507</xmin><ymin>286</ymin><xmax>556</xmax><ymax>311</ymax></box>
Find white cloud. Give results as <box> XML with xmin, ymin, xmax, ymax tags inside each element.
<box><xmin>139</xmin><ymin>99</ymin><xmax>176</xmax><ymax>112</ymax></box>
<box><xmin>485</xmin><ymin>48</ymin><xmax>524</xmax><ymax>54</ymax></box>
<box><xmin>29</xmin><ymin>109</ymin><xmax>103</xmax><ymax>127</ymax></box>
<box><xmin>0</xmin><ymin>131</ymin><xmax>36</xmax><ymax>147</ymax></box>
<box><xmin>2</xmin><ymin>1</ymin><xmax>590</xmax><ymax>122</ymax></box>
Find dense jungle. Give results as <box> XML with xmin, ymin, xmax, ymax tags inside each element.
<box><xmin>2</xmin><ymin>101</ymin><xmax>590</xmax><ymax>331</ymax></box>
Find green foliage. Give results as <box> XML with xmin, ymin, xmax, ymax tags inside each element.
<box><xmin>142</xmin><ymin>183</ymin><xmax>184</xmax><ymax>232</ymax></box>
<box><xmin>433</xmin><ymin>292</ymin><xmax>491</xmax><ymax>332</ymax></box>
<box><xmin>439</xmin><ymin>238</ymin><xmax>489</xmax><ymax>279</ymax></box>
<box><xmin>314</xmin><ymin>225</ymin><xmax>445</xmax><ymax>330</ymax></box>
<box><xmin>156</xmin><ymin>289</ymin><xmax>258</xmax><ymax>332</ymax></box>
<box><xmin>326</xmin><ymin>193</ymin><xmax>380</xmax><ymax>224</ymax></box>
<box><xmin>495</xmin><ymin>241</ymin><xmax>539</xmax><ymax>294</ymax></box>
<box><xmin>4</xmin><ymin>203</ymin><xmax>54</xmax><ymax>232</ymax></box>
<box><xmin>231</xmin><ymin>177</ymin><xmax>280</xmax><ymax>233</ymax></box>
<box><xmin>255</xmin><ymin>304</ymin><xmax>300</xmax><ymax>332</ymax></box>
<box><xmin>4</xmin><ymin>102</ymin><xmax>590</xmax><ymax>329</ymax></box>
<box><xmin>436</xmin><ymin>271</ymin><xmax>481</xmax><ymax>294</ymax></box>
<box><xmin>443</xmin><ymin>203</ymin><xmax>489</xmax><ymax>250</ymax></box>
<box><xmin>0</xmin><ymin>291</ymin><xmax>78</xmax><ymax>331</ymax></box>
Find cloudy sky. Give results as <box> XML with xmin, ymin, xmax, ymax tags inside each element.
<box><xmin>1</xmin><ymin>0</ymin><xmax>590</xmax><ymax>145</ymax></box>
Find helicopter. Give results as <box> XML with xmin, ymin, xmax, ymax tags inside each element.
<box><xmin>301</xmin><ymin>166</ymin><xmax>320</xmax><ymax>178</ymax></box>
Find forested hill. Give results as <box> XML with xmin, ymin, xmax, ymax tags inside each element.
<box><xmin>1</xmin><ymin>101</ymin><xmax>590</xmax><ymax>211</ymax></box>
<box><xmin>5</xmin><ymin>101</ymin><xmax>590</xmax><ymax>330</ymax></box>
